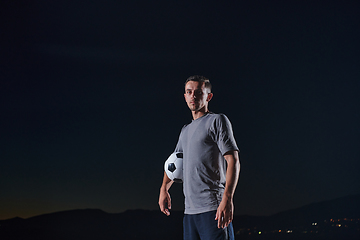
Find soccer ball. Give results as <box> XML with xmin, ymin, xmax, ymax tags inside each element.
<box><xmin>164</xmin><ymin>152</ymin><xmax>183</xmax><ymax>183</ymax></box>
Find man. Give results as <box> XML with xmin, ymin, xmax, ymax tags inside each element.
<box><xmin>159</xmin><ymin>75</ymin><xmax>240</xmax><ymax>240</ymax></box>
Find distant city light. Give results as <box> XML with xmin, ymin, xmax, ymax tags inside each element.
<box><xmin>235</xmin><ymin>215</ymin><xmax>358</xmax><ymax>237</ymax></box>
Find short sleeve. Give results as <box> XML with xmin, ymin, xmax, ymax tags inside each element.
<box><xmin>211</xmin><ymin>114</ymin><xmax>239</xmax><ymax>155</ymax></box>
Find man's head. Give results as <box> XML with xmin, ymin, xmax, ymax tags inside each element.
<box><xmin>185</xmin><ymin>75</ymin><xmax>212</xmax><ymax>93</ymax></box>
<box><xmin>184</xmin><ymin>75</ymin><xmax>213</xmax><ymax>113</ymax></box>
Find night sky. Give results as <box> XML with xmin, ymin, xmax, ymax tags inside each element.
<box><xmin>1</xmin><ymin>1</ymin><xmax>359</xmax><ymax>220</ymax></box>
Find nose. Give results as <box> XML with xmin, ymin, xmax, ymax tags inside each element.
<box><xmin>189</xmin><ymin>91</ymin><xmax>196</xmax><ymax>99</ymax></box>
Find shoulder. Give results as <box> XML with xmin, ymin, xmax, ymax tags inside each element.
<box><xmin>180</xmin><ymin>123</ymin><xmax>189</xmax><ymax>131</ymax></box>
<box><xmin>208</xmin><ymin>112</ymin><xmax>231</xmax><ymax>122</ymax></box>
<box><xmin>179</xmin><ymin>123</ymin><xmax>191</xmax><ymax>134</ymax></box>
<box><xmin>209</xmin><ymin>113</ymin><xmax>235</xmax><ymax>133</ymax></box>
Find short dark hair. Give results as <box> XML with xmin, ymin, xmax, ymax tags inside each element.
<box><xmin>185</xmin><ymin>75</ymin><xmax>212</xmax><ymax>92</ymax></box>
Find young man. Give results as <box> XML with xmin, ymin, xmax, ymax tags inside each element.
<box><xmin>159</xmin><ymin>75</ymin><xmax>240</xmax><ymax>240</ymax></box>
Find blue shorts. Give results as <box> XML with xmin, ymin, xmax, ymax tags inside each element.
<box><xmin>183</xmin><ymin>210</ymin><xmax>235</xmax><ymax>240</ymax></box>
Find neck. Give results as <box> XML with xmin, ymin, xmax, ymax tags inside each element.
<box><xmin>192</xmin><ymin>108</ymin><xmax>209</xmax><ymax>120</ymax></box>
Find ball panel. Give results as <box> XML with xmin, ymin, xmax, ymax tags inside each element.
<box><xmin>173</xmin><ymin>178</ymin><xmax>182</xmax><ymax>183</ymax></box>
<box><xmin>168</xmin><ymin>163</ymin><xmax>176</xmax><ymax>172</ymax></box>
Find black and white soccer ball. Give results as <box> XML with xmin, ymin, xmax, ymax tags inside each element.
<box><xmin>164</xmin><ymin>152</ymin><xmax>183</xmax><ymax>183</ymax></box>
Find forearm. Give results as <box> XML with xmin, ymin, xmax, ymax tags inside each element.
<box><xmin>216</xmin><ymin>150</ymin><xmax>240</xmax><ymax>228</ymax></box>
<box><xmin>160</xmin><ymin>171</ymin><xmax>174</xmax><ymax>192</ymax></box>
<box><xmin>159</xmin><ymin>171</ymin><xmax>174</xmax><ymax>216</ymax></box>
<box><xmin>223</xmin><ymin>151</ymin><xmax>240</xmax><ymax>199</ymax></box>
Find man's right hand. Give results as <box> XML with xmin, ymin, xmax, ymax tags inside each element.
<box><xmin>158</xmin><ymin>188</ymin><xmax>171</xmax><ymax>216</ymax></box>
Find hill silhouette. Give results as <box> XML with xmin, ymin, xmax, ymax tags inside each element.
<box><xmin>0</xmin><ymin>195</ymin><xmax>359</xmax><ymax>240</ymax></box>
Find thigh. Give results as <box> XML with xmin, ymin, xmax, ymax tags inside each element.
<box><xmin>183</xmin><ymin>214</ymin><xmax>201</xmax><ymax>240</ymax></box>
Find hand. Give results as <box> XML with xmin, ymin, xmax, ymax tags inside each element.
<box><xmin>158</xmin><ymin>188</ymin><xmax>171</xmax><ymax>216</ymax></box>
<box><xmin>215</xmin><ymin>196</ymin><xmax>233</xmax><ymax>228</ymax></box>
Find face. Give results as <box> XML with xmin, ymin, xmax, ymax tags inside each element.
<box><xmin>184</xmin><ymin>81</ymin><xmax>213</xmax><ymax>112</ymax></box>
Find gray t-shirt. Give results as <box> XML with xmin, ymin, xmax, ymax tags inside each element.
<box><xmin>175</xmin><ymin>112</ymin><xmax>239</xmax><ymax>214</ymax></box>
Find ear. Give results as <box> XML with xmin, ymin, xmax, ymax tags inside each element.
<box><xmin>207</xmin><ymin>93</ymin><xmax>213</xmax><ymax>102</ymax></box>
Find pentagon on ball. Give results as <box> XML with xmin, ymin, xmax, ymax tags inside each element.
<box><xmin>168</xmin><ymin>163</ymin><xmax>176</xmax><ymax>172</ymax></box>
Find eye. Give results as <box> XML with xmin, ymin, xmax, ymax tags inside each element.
<box><xmin>195</xmin><ymin>90</ymin><xmax>203</xmax><ymax>95</ymax></box>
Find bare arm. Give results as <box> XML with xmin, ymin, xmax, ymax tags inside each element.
<box><xmin>215</xmin><ymin>150</ymin><xmax>240</xmax><ymax>228</ymax></box>
<box><xmin>158</xmin><ymin>171</ymin><xmax>174</xmax><ymax>216</ymax></box>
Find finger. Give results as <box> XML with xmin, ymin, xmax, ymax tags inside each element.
<box><xmin>226</xmin><ymin>212</ymin><xmax>233</xmax><ymax>225</ymax></box>
<box><xmin>160</xmin><ymin>204</ymin><xmax>165</xmax><ymax>214</ymax></box>
<box><xmin>222</xmin><ymin>214</ymin><xmax>231</xmax><ymax>228</ymax></box>
<box><xmin>167</xmin><ymin>196</ymin><xmax>172</xmax><ymax>210</ymax></box>
<box><xmin>217</xmin><ymin>213</ymin><xmax>224</xmax><ymax>229</ymax></box>
<box><xmin>221</xmin><ymin>214</ymin><xmax>231</xmax><ymax>229</ymax></box>
<box><xmin>161</xmin><ymin>205</ymin><xmax>170</xmax><ymax>216</ymax></box>
<box><xmin>225</xmin><ymin>218</ymin><xmax>230</xmax><ymax>228</ymax></box>
<box><xmin>160</xmin><ymin>199</ymin><xmax>170</xmax><ymax>216</ymax></box>
<box><xmin>214</xmin><ymin>210</ymin><xmax>219</xmax><ymax>220</ymax></box>
<box><xmin>165</xmin><ymin>199</ymin><xmax>171</xmax><ymax>216</ymax></box>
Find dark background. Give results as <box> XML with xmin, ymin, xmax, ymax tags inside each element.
<box><xmin>1</xmin><ymin>0</ymin><xmax>359</xmax><ymax>220</ymax></box>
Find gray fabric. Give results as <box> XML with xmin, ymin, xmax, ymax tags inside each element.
<box><xmin>175</xmin><ymin>112</ymin><xmax>239</xmax><ymax>214</ymax></box>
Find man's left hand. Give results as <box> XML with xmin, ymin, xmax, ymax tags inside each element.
<box><xmin>215</xmin><ymin>196</ymin><xmax>233</xmax><ymax>229</ymax></box>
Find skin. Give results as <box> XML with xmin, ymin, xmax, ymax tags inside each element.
<box><xmin>159</xmin><ymin>172</ymin><xmax>173</xmax><ymax>216</ymax></box>
<box><xmin>158</xmin><ymin>80</ymin><xmax>240</xmax><ymax>229</ymax></box>
<box><xmin>183</xmin><ymin>80</ymin><xmax>213</xmax><ymax>120</ymax></box>
<box><xmin>215</xmin><ymin>151</ymin><xmax>240</xmax><ymax>228</ymax></box>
